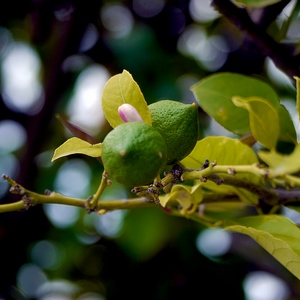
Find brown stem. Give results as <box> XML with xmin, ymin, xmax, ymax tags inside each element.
<box><xmin>212</xmin><ymin>0</ymin><xmax>300</xmax><ymax>81</ymax></box>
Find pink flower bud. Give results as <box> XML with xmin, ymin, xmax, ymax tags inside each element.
<box><xmin>118</xmin><ymin>103</ymin><xmax>144</xmax><ymax>122</ymax></box>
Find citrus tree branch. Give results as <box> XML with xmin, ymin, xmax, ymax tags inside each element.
<box><xmin>211</xmin><ymin>0</ymin><xmax>300</xmax><ymax>81</ymax></box>
<box><xmin>1</xmin><ymin>174</ymin><xmax>155</xmax><ymax>214</ymax></box>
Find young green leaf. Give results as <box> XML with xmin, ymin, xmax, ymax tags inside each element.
<box><xmin>52</xmin><ymin>137</ymin><xmax>102</xmax><ymax>162</ymax></box>
<box><xmin>101</xmin><ymin>70</ymin><xmax>151</xmax><ymax>128</ymax></box>
<box><xmin>160</xmin><ymin>183</ymin><xmax>203</xmax><ymax>210</ymax></box>
<box><xmin>181</xmin><ymin>136</ymin><xmax>258</xmax><ymax>170</ymax></box>
<box><xmin>181</xmin><ymin>136</ymin><xmax>260</xmax><ymax>205</ymax></box>
<box><xmin>191</xmin><ymin>73</ymin><xmax>296</xmax><ymax>144</ymax></box>
<box><xmin>223</xmin><ymin>215</ymin><xmax>300</xmax><ymax>280</ymax></box>
<box><xmin>232</xmin><ymin>96</ymin><xmax>279</xmax><ymax>150</ymax></box>
<box><xmin>258</xmin><ymin>144</ymin><xmax>300</xmax><ymax>176</ymax></box>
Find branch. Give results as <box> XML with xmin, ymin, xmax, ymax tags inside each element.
<box><xmin>1</xmin><ymin>174</ymin><xmax>155</xmax><ymax>214</ymax></box>
<box><xmin>211</xmin><ymin>0</ymin><xmax>300</xmax><ymax>81</ymax></box>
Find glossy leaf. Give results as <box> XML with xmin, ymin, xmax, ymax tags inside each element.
<box><xmin>191</xmin><ymin>73</ymin><xmax>296</xmax><ymax>143</ymax></box>
<box><xmin>223</xmin><ymin>215</ymin><xmax>300</xmax><ymax>279</ymax></box>
<box><xmin>258</xmin><ymin>144</ymin><xmax>300</xmax><ymax>176</ymax></box>
<box><xmin>101</xmin><ymin>70</ymin><xmax>151</xmax><ymax>128</ymax></box>
<box><xmin>181</xmin><ymin>136</ymin><xmax>260</xmax><ymax>204</ymax></box>
<box><xmin>52</xmin><ymin>137</ymin><xmax>102</xmax><ymax>161</ymax></box>
<box><xmin>181</xmin><ymin>136</ymin><xmax>258</xmax><ymax>170</ymax></box>
<box><xmin>233</xmin><ymin>0</ymin><xmax>281</xmax><ymax>7</ymax></box>
<box><xmin>232</xmin><ymin>96</ymin><xmax>279</xmax><ymax>150</ymax></box>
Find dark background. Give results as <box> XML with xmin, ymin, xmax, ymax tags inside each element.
<box><xmin>0</xmin><ymin>0</ymin><xmax>300</xmax><ymax>299</ymax></box>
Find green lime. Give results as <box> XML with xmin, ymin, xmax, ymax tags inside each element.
<box><xmin>102</xmin><ymin>122</ymin><xmax>167</xmax><ymax>187</ymax></box>
<box><xmin>148</xmin><ymin>100</ymin><xmax>199</xmax><ymax>164</ymax></box>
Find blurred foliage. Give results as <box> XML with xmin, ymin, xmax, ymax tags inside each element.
<box><xmin>0</xmin><ymin>0</ymin><xmax>300</xmax><ymax>299</ymax></box>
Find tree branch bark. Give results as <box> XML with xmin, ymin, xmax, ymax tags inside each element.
<box><xmin>212</xmin><ymin>0</ymin><xmax>300</xmax><ymax>82</ymax></box>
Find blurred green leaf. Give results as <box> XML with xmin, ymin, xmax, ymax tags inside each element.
<box><xmin>258</xmin><ymin>144</ymin><xmax>300</xmax><ymax>176</ymax></box>
<box><xmin>101</xmin><ymin>69</ymin><xmax>152</xmax><ymax>128</ymax></box>
<box><xmin>233</xmin><ymin>0</ymin><xmax>282</xmax><ymax>7</ymax></box>
<box><xmin>52</xmin><ymin>137</ymin><xmax>102</xmax><ymax>161</ymax></box>
<box><xmin>223</xmin><ymin>215</ymin><xmax>300</xmax><ymax>279</ymax></box>
<box><xmin>117</xmin><ymin>208</ymin><xmax>177</xmax><ymax>261</ymax></box>
<box><xmin>232</xmin><ymin>96</ymin><xmax>279</xmax><ymax>150</ymax></box>
<box><xmin>191</xmin><ymin>73</ymin><xmax>296</xmax><ymax>144</ymax></box>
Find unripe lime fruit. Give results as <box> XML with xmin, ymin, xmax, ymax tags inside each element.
<box><xmin>148</xmin><ymin>100</ymin><xmax>199</xmax><ymax>164</ymax></box>
<box><xmin>102</xmin><ymin>122</ymin><xmax>167</xmax><ymax>187</ymax></box>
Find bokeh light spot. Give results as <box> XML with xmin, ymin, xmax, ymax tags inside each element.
<box><xmin>0</xmin><ymin>27</ymin><xmax>13</xmax><ymax>56</ymax></box>
<box><xmin>133</xmin><ymin>0</ymin><xmax>165</xmax><ymax>18</ymax></box>
<box><xmin>178</xmin><ymin>26</ymin><xmax>227</xmax><ymax>71</ymax></box>
<box><xmin>195</xmin><ymin>228</ymin><xmax>232</xmax><ymax>258</ymax></box>
<box><xmin>17</xmin><ymin>263</ymin><xmax>48</xmax><ymax>298</ymax></box>
<box><xmin>30</xmin><ymin>240</ymin><xmax>64</xmax><ymax>270</ymax></box>
<box><xmin>0</xmin><ymin>153</ymin><xmax>19</xmax><ymax>199</ymax></box>
<box><xmin>44</xmin><ymin>204</ymin><xmax>80</xmax><ymax>229</ymax></box>
<box><xmin>94</xmin><ymin>210</ymin><xmax>126</xmax><ymax>238</ymax></box>
<box><xmin>0</xmin><ymin>120</ymin><xmax>26</xmax><ymax>154</ymax></box>
<box><xmin>37</xmin><ymin>280</ymin><xmax>79</xmax><ymax>299</ymax></box>
<box><xmin>265</xmin><ymin>58</ymin><xmax>294</xmax><ymax>88</ymax></box>
<box><xmin>54</xmin><ymin>159</ymin><xmax>92</xmax><ymax>198</ymax></box>
<box><xmin>44</xmin><ymin>159</ymin><xmax>91</xmax><ymax>228</ymax></box>
<box><xmin>79</xmin><ymin>23</ymin><xmax>99</xmax><ymax>52</ymax></box>
<box><xmin>101</xmin><ymin>4</ymin><xmax>134</xmax><ymax>38</ymax></box>
<box><xmin>189</xmin><ymin>0</ymin><xmax>220</xmax><ymax>23</ymax></box>
<box><xmin>243</xmin><ymin>271</ymin><xmax>290</xmax><ymax>300</ymax></box>
<box><xmin>67</xmin><ymin>64</ymin><xmax>110</xmax><ymax>135</ymax></box>
<box><xmin>1</xmin><ymin>41</ymin><xmax>44</xmax><ymax>115</ymax></box>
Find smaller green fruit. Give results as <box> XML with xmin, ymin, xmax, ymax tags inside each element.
<box><xmin>148</xmin><ymin>100</ymin><xmax>199</xmax><ymax>164</ymax></box>
<box><xmin>101</xmin><ymin>122</ymin><xmax>167</xmax><ymax>187</ymax></box>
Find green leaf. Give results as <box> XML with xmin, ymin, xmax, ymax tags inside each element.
<box><xmin>160</xmin><ymin>183</ymin><xmax>203</xmax><ymax>210</ymax></box>
<box><xmin>191</xmin><ymin>73</ymin><xmax>296</xmax><ymax>144</ymax></box>
<box><xmin>181</xmin><ymin>136</ymin><xmax>260</xmax><ymax>204</ymax></box>
<box><xmin>232</xmin><ymin>96</ymin><xmax>279</xmax><ymax>150</ymax></box>
<box><xmin>181</xmin><ymin>136</ymin><xmax>258</xmax><ymax>169</ymax></box>
<box><xmin>258</xmin><ymin>144</ymin><xmax>300</xmax><ymax>176</ymax></box>
<box><xmin>223</xmin><ymin>215</ymin><xmax>300</xmax><ymax>279</ymax></box>
<box><xmin>233</xmin><ymin>0</ymin><xmax>281</xmax><ymax>7</ymax></box>
<box><xmin>52</xmin><ymin>137</ymin><xmax>102</xmax><ymax>161</ymax></box>
<box><xmin>101</xmin><ymin>70</ymin><xmax>151</xmax><ymax>128</ymax></box>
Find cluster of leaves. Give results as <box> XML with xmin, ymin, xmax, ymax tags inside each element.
<box><xmin>49</xmin><ymin>69</ymin><xmax>300</xmax><ymax>279</ymax></box>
